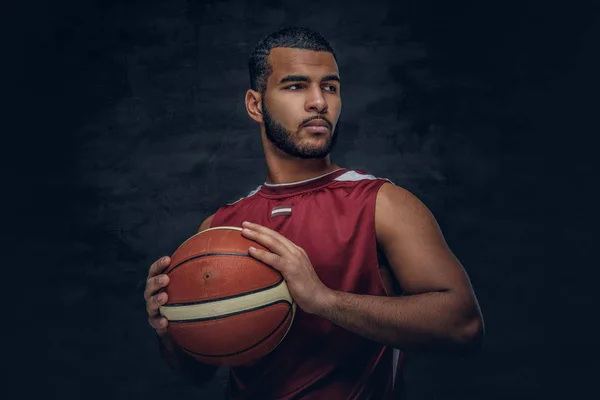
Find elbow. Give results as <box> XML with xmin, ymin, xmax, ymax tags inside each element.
<box><xmin>453</xmin><ymin>314</ymin><xmax>485</xmax><ymax>357</ymax></box>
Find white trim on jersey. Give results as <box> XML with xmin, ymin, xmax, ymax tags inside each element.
<box><xmin>226</xmin><ymin>169</ymin><xmax>393</xmax><ymax>206</ymax></box>
<box><xmin>226</xmin><ymin>169</ymin><xmax>344</xmax><ymax>205</ymax></box>
<box><xmin>334</xmin><ymin>170</ymin><xmax>394</xmax><ymax>184</ymax></box>
<box><xmin>226</xmin><ymin>185</ymin><xmax>262</xmax><ymax>206</ymax></box>
<box><xmin>262</xmin><ymin>168</ymin><xmax>344</xmax><ymax>187</ymax></box>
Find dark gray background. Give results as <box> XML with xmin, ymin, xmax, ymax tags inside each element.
<box><xmin>5</xmin><ymin>0</ymin><xmax>599</xmax><ymax>399</ymax></box>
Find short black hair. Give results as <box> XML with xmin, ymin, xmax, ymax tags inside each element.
<box><xmin>248</xmin><ymin>27</ymin><xmax>337</xmax><ymax>93</ymax></box>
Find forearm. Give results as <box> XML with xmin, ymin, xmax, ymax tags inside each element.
<box><xmin>316</xmin><ymin>289</ymin><xmax>483</xmax><ymax>354</ymax></box>
<box><xmin>157</xmin><ymin>334</ymin><xmax>219</xmax><ymax>385</ymax></box>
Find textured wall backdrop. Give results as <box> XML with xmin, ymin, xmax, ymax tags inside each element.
<box><xmin>6</xmin><ymin>0</ymin><xmax>599</xmax><ymax>399</ymax></box>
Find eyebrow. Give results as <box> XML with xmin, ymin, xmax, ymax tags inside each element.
<box><xmin>278</xmin><ymin>74</ymin><xmax>341</xmax><ymax>84</ymax></box>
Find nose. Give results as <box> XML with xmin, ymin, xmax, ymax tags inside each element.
<box><xmin>305</xmin><ymin>85</ymin><xmax>328</xmax><ymax>114</ymax></box>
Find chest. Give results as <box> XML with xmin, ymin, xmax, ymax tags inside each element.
<box><xmin>218</xmin><ymin>190</ymin><xmax>393</xmax><ymax>295</ymax></box>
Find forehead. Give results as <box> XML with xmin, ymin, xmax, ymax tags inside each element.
<box><xmin>267</xmin><ymin>47</ymin><xmax>339</xmax><ymax>79</ymax></box>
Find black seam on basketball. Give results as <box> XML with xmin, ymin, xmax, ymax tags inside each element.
<box><xmin>178</xmin><ymin>301</ymin><xmax>293</xmax><ymax>357</ymax></box>
<box><xmin>166</xmin><ymin>298</ymin><xmax>292</xmax><ymax>322</ymax></box>
<box><xmin>163</xmin><ymin>276</ymin><xmax>285</xmax><ymax>306</ymax></box>
<box><xmin>165</xmin><ymin>252</ymin><xmax>253</xmax><ymax>275</ymax></box>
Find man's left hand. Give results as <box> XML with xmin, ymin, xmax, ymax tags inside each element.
<box><xmin>241</xmin><ymin>221</ymin><xmax>332</xmax><ymax>315</ymax></box>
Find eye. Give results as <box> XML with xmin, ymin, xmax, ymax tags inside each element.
<box><xmin>323</xmin><ymin>85</ymin><xmax>338</xmax><ymax>93</ymax></box>
<box><xmin>286</xmin><ymin>84</ymin><xmax>304</xmax><ymax>90</ymax></box>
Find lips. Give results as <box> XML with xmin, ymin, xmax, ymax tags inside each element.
<box><xmin>302</xmin><ymin>119</ymin><xmax>331</xmax><ymax>130</ymax></box>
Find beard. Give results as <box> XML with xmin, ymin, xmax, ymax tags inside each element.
<box><xmin>262</xmin><ymin>100</ymin><xmax>339</xmax><ymax>159</ymax></box>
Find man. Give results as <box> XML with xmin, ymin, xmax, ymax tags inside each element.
<box><xmin>144</xmin><ymin>27</ymin><xmax>484</xmax><ymax>399</ymax></box>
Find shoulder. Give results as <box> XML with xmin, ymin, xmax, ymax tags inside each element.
<box><xmin>376</xmin><ymin>183</ymin><xmax>428</xmax><ymax>215</ymax></box>
<box><xmin>375</xmin><ymin>183</ymin><xmax>438</xmax><ymax>242</ymax></box>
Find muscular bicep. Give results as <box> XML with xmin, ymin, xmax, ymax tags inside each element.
<box><xmin>375</xmin><ymin>183</ymin><xmax>474</xmax><ymax>297</ymax></box>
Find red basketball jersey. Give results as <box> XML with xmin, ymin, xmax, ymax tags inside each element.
<box><xmin>210</xmin><ymin>167</ymin><xmax>405</xmax><ymax>400</ymax></box>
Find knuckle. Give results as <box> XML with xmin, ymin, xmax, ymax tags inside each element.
<box><xmin>146</xmin><ymin>301</ymin><xmax>157</xmax><ymax>315</ymax></box>
<box><xmin>155</xmin><ymin>293</ymin><xmax>167</xmax><ymax>305</ymax></box>
<box><xmin>150</xmin><ymin>277</ymin><xmax>163</xmax><ymax>289</ymax></box>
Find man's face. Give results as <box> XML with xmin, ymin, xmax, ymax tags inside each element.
<box><xmin>261</xmin><ymin>48</ymin><xmax>342</xmax><ymax>159</ymax></box>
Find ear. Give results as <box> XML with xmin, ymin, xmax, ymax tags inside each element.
<box><xmin>245</xmin><ymin>89</ymin><xmax>263</xmax><ymax>123</ymax></box>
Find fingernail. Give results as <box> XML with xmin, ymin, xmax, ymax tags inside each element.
<box><xmin>158</xmin><ymin>276</ymin><xmax>164</xmax><ymax>284</ymax></box>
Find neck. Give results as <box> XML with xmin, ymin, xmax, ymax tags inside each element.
<box><xmin>262</xmin><ymin>143</ymin><xmax>341</xmax><ymax>185</ymax></box>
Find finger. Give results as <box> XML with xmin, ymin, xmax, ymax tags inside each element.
<box><xmin>148</xmin><ymin>256</ymin><xmax>171</xmax><ymax>278</ymax></box>
<box><xmin>146</xmin><ymin>292</ymin><xmax>168</xmax><ymax>315</ymax></box>
<box><xmin>243</xmin><ymin>228</ymin><xmax>292</xmax><ymax>258</ymax></box>
<box><xmin>241</xmin><ymin>223</ymin><xmax>296</xmax><ymax>257</ymax></box>
<box><xmin>144</xmin><ymin>274</ymin><xmax>170</xmax><ymax>302</ymax></box>
<box><xmin>148</xmin><ymin>315</ymin><xmax>169</xmax><ymax>331</ymax></box>
<box><xmin>260</xmin><ymin>223</ymin><xmax>303</xmax><ymax>255</ymax></box>
<box><xmin>242</xmin><ymin>222</ymin><xmax>295</xmax><ymax>249</ymax></box>
<box><xmin>248</xmin><ymin>247</ymin><xmax>286</xmax><ymax>272</ymax></box>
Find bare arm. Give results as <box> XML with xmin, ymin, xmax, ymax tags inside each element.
<box><xmin>316</xmin><ymin>183</ymin><xmax>484</xmax><ymax>355</ymax></box>
<box><xmin>147</xmin><ymin>214</ymin><xmax>220</xmax><ymax>385</ymax></box>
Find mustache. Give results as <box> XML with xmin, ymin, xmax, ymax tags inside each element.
<box><xmin>300</xmin><ymin>115</ymin><xmax>333</xmax><ymax>130</ymax></box>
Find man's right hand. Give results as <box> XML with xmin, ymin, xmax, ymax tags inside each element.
<box><xmin>145</xmin><ymin>256</ymin><xmax>171</xmax><ymax>336</ymax></box>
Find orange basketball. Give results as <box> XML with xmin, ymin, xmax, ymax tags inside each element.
<box><xmin>159</xmin><ymin>226</ymin><xmax>296</xmax><ymax>367</ymax></box>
